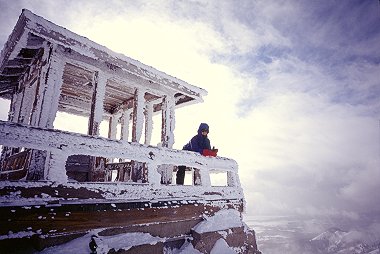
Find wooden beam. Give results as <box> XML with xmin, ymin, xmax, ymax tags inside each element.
<box><xmin>55</xmin><ymin>45</ymin><xmax>202</xmax><ymax>101</ymax></box>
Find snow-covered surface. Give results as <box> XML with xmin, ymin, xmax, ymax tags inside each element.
<box><xmin>193</xmin><ymin>209</ymin><xmax>243</xmax><ymax>234</ymax></box>
<box><xmin>176</xmin><ymin>242</ymin><xmax>203</xmax><ymax>254</ymax></box>
<box><xmin>0</xmin><ymin>180</ymin><xmax>243</xmax><ymax>207</ymax></box>
<box><xmin>0</xmin><ymin>230</ymin><xmax>35</xmax><ymax>241</ymax></box>
<box><xmin>38</xmin><ymin>232</ymin><xmax>239</xmax><ymax>254</ymax></box>
<box><xmin>1</xmin><ymin>210</ymin><xmax>248</xmax><ymax>253</ymax></box>
<box><xmin>40</xmin><ymin>230</ymin><xmax>165</xmax><ymax>254</ymax></box>
<box><xmin>210</xmin><ymin>238</ymin><xmax>237</xmax><ymax>254</ymax></box>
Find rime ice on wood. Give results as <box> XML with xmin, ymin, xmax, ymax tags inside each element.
<box><xmin>42</xmin><ymin>54</ymin><xmax>65</xmax><ymax>129</ymax></box>
<box><xmin>144</xmin><ymin>102</ymin><xmax>153</xmax><ymax>145</ymax></box>
<box><xmin>108</xmin><ymin>114</ymin><xmax>119</xmax><ymax>140</ymax></box>
<box><xmin>46</xmin><ymin>151</ymin><xmax>69</xmax><ymax>183</ymax></box>
<box><xmin>88</xmin><ymin>72</ymin><xmax>107</xmax><ymax>136</ymax></box>
<box><xmin>132</xmin><ymin>88</ymin><xmax>145</xmax><ymax>143</ymax></box>
<box><xmin>161</xmin><ymin>94</ymin><xmax>175</xmax><ymax>148</ymax></box>
<box><xmin>120</xmin><ymin>108</ymin><xmax>131</xmax><ymax>142</ymax></box>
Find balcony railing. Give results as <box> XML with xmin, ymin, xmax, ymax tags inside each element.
<box><xmin>0</xmin><ymin>121</ymin><xmax>241</xmax><ymax>189</ymax></box>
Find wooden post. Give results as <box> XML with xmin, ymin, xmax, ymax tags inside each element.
<box><xmin>144</xmin><ymin>102</ymin><xmax>153</xmax><ymax>145</ymax></box>
<box><xmin>28</xmin><ymin>51</ymin><xmax>65</xmax><ymax>180</ymax></box>
<box><xmin>227</xmin><ymin>171</ymin><xmax>241</xmax><ymax>187</ymax></box>
<box><xmin>37</xmin><ymin>54</ymin><xmax>65</xmax><ymax>129</ymax></box>
<box><xmin>108</xmin><ymin>114</ymin><xmax>119</xmax><ymax>140</ymax></box>
<box><xmin>45</xmin><ymin>151</ymin><xmax>69</xmax><ymax>183</ymax></box>
<box><xmin>161</xmin><ymin>94</ymin><xmax>175</xmax><ymax>148</ymax></box>
<box><xmin>119</xmin><ymin>109</ymin><xmax>131</xmax><ymax>164</ymax></box>
<box><xmin>160</xmin><ymin>95</ymin><xmax>176</xmax><ymax>184</ymax></box>
<box><xmin>131</xmin><ymin>88</ymin><xmax>146</xmax><ymax>182</ymax></box>
<box><xmin>18</xmin><ymin>79</ymin><xmax>37</xmax><ymax>125</ymax></box>
<box><xmin>88</xmin><ymin>71</ymin><xmax>107</xmax><ymax>181</ymax></box>
<box><xmin>0</xmin><ymin>88</ymin><xmax>23</xmax><ymax>163</ymax></box>
<box><xmin>132</xmin><ymin>88</ymin><xmax>145</xmax><ymax>143</ymax></box>
<box><xmin>9</xmin><ymin>90</ymin><xmax>23</xmax><ymax>124</ymax></box>
<box><xmin>146</xmin><ymin>161</ymin><xmax>160</xmax><ymax>186</ymax></box>
<box><xmin>30</xmin><ymin>42</ymin><xmax>52</xmax><ymax>127</ymax></box>
<box><xmin>199</xmin><ymin>168</ymin><xmax>211</xmax><ymax>187</ymax></box>
<box><xmin>17</xmin><ymin>42</ymin><xmax>53</xmax><ymax>180</ymax></box>
<box><xmin>107</xmin><ymin>113</ymin><xmax>119</xmax><ymax>164</ymax></box>
<box><xmin>0</xmin><ymin>99</ymin><xmax>14</xmax><ymax>164</ymax></box>
<box><xmin>88</xmin><ymin>71</ymin><xmax>107</xmax><ymax>136</ymax></box>
<box><xmin>120</xmin><ymin>109</ymin><xmax>131</xmax><ymax>142</ymax></box>
<box><xmin>15</xmin><ymin>87</ymin><xmax>27</xmax><ymax>124</ymax></box>
<box><xmin>194</xmin><ymin>168</ymin><xmax>202</xmax><ymax>185</ymax></box>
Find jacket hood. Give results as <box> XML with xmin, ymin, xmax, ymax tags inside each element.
<box><xmin>197</xmin><ymin>123</ymin><xmax>209</xmax><ymax>135</ymax></box>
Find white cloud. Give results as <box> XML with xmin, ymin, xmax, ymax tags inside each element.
<box><xmin>238</xmin><ymin>91</ymin><xmax>379</xmax><ymax>216</ymax></box>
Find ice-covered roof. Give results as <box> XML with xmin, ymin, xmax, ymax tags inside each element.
<box><xmin>0</xmin><ymin>9</ymin><xmax>207</xmax><ymax>105</ymax></box>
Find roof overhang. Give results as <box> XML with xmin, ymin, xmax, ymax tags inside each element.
<box><xmin>0</xmin><ymin>9</ymin><xmax>207</xmax><ymax>115</ymax></box>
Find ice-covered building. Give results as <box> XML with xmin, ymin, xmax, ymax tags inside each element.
<box><xmin>0</xmin><ymin>9</ymin><xmax>260</xmax><ymax>253</ymax></box>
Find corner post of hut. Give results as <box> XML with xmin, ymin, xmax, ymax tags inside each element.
<box><xmin>29</xmin><ymin>46</ymin><xmax>65</xmax><ymax>181</ymax></box>
<box><xmin>131</xmin><ymin>87</ymin><xmax>147</xmax><ymax>182</ymax></box>
<box><xmin>160</xmin><ymin>93</ymin><xmax>176</xmax><ymax>184</ymax></box>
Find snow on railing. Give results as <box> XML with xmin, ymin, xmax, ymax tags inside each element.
<box><xmin>0</xmin><ymin>121</ymin><xmax>241</xmax><ymax>188</ymax></box>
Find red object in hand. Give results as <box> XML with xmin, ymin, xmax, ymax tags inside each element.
<box><xmin>202</xmin><ymin>149</ymin><xmax>218</xmax><ymax>157</ymax></box>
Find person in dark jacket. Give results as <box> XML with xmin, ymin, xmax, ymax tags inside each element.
<box><xmin>176</xmin><ymin>123</ymin><xmax>212</xmax><ymax>185</ymax></box>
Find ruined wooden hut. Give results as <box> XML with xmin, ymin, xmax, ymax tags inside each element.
<box><xmin>0</xmin><ymin>9</ymin><xmax>260</xmax><ymax>253</ymax></box>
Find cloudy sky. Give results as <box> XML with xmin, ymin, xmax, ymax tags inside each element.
<box><xmin>0</xmin><ymin>0</ymin><xmax>379</xmax><ymax>220</ymax></box>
